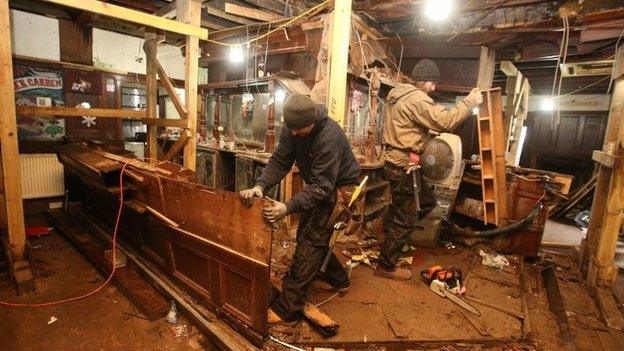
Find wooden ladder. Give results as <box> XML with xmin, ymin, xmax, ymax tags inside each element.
<box><xmin>476</xmin><ymin>88</ymin><xmax>508</xmax><ymax>225</ymax></box>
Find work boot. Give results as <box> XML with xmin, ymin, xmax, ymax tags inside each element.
<box><xmin>374</xmin><ymin>264</ymin><xmax>412</xmax><ymax>281</ymax></box>
<box><xmin>311</xmin><ymin>280</ymin><xmax>350</xmax><ymax>293</ymax></box>
<box><xmin>268</xmin><ymin>308</ymin><xmax>288</xmax><ymax>324</ymax></box>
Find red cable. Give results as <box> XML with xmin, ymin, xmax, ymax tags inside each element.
<box><xmin>0</xmin><ymin>162</ymin><xmax>129</xmax><ymax>307</ymax></box>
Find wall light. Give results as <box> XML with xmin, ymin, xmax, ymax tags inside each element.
<box><xmin>472</xmin><ymin>107</ymin><xmax>479</xmax><ymax>115</ymax></box>
<box><xmin>424</xmin><ymin>0</ymin><xmax>453</xmax><ymax>21</ymax></box>
<box><xmin>229</xmin><ymin>45</ymin><xmax>244</xmax><ymax>63</ymax></box>
<box><xmin>541</xmin><ymin>98</ymin><xmax>555</xmax><ymax>111</ymax></box>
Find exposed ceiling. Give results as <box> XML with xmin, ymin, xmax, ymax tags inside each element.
<box><xmin>8</xmin><ymin>0</ymin><xmax>624</xmax><ymax>93</ymax></box>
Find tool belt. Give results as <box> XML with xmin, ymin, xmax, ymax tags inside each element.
<box><xmin>327</xmin><ymin>184</ymin><xmax>363</xmax><ymax>235</ymax></box>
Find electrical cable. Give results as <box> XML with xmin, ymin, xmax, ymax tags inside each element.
<box><xmin>0</xmin><ymin>162</ymin><xmax>129</xmax><ymax>308</ymax></box>
<box><xmin>395</xmin><ymin>33</ymin><xmax>404</xmax><ymax>83</ymax></box>
<box><xmin>448</xmin><ymin>202</ymin><xmax>544</xmax><ymax>237</ymax></box>
<box><xmin>553</xmin><ymin>76</ymin><xmax>611</xmax><ymax>99</ymax></box>
<box><xmin>205</xmin><ymin>0</ymin><xmax>330</xmax><ymax>47</ymax></box>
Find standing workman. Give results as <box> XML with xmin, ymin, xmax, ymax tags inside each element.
<box><xmin>240</xmin><ymin>93</ymin><xmax>360</xmax><ymax>323</ymax></box>
<box><xmin>376</xmin><ymin>59</ymin><xmax>483</xmax><ymax>280</ymax></box>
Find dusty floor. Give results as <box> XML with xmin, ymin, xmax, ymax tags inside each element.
<box><xmin>0</xmin><ymin>233</ymin><xmax>211</xmax><ymax>351</ymax></box>
<box><xmin>1</xmin><ymin>217</ymin><xmax>623</xmax><ymax>350</ymax></box>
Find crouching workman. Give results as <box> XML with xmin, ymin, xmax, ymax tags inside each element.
<box><xmin>376</xmin><ymin>59</ymin><xmax>483</xmax><ymax>280</ymax></box>
<box><xmin>240</xmin><ymin>93</ymin><xmax>360</xmax><ymax>324</ymax></box>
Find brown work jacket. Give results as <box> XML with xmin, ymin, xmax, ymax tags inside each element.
<box><xmin>382</xmin><ymin>83</ymin><xmax>475</xmax><ymax>167</ymax></box>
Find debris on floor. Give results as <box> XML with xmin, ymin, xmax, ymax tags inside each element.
<box><xmin>479</xmin><ymin>249</ymin><xmax>510</xmax><ymax>269</ymax></box>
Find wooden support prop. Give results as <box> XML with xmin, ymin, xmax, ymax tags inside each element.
<box><xmin>326</xmin><ymin>0</ymin><xmax>352</xmax><ymax>125</ymax></box>
<box><xmin>0</xmin><ymin>0</ymin><xmax>28</xmax><ymax>265</ymax></box>
<box><xmin>15</xmin><ymin>106</ymin><xmax>183</xmax><ymax>126</ymax></box>
<box><xmin>178</xmin><ymin>0</ymin><xmax>200</xmax><ymax>171</ymax></box>
<box><xmin>162</xmin><ymin>129</ymin><xmax>191</xmax><ymax>162</ymax></box>
<box><xmin>16</xmin><ymin>106</ymin><xmax>144</xmax><ymax>118</ymax></box>
<box><xmin>157</xmin><ymin>62</ymin><xmax>187</xmax><ymax>117</ymax></box>
<box><xmin>224</xmin><ymin>3</ymin><xmax>283</xmax><ymax>22</ymax></box>
<box><xmin>144</xmin><ymin>31</ymin><xmax>159</xmax><ymax>163</ymax></box>
<box><xmin>584</xmin><ymin>46</ymin><xmax>624</xmax><ymax>285</ymax></box>
<box><xmin>41</xmin><ymin>0</ymin><xmax>208</xmax><ymax>39</ymax></box>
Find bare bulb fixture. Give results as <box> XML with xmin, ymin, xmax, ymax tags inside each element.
<box><xmin>541</xmin><ymin>98</ymin><xmax>555</xmax><ymax>111</ymax></box>
<box><xmin>275</xmin><ymin>89</ymin><xmax>286</xmax><ymax>103</ymax></box>
<box><xmin>229</xmin><ymin>45</ymin><xmax>244</xmax><ymax>63</ymax></box>
<box><xmin>424</xmin><ymin>0</ymin><xmax>453</xmax><ymax>21</ymax></box>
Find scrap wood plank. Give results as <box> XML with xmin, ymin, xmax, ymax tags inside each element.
<box><xmin>47</xmin><ymin>208</ymin><xmax>169</xmax><ymax>321</ymax></box>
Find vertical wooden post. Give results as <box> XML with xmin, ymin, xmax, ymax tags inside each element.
<box><xmin>265</xmin><ymin>81</ymin><xmax>276</xmax><ymax>152</ymax></box>
<box><xmin>583</xmin><ymin>47</ymin><xmax>624</xmax><ymax>286</ymax></box>
<box><xmin>326</xmin><ymin>0</ymin><xmax>352</xmax><ymax>125</ymax></box>
<box><xmin>0</xmin><ymin>0</ymin><xmax>34</xmax><ymax>293</ymax></box>
<box><xmin>144</xmin><ymin>31</ymin><xmax>159</xmax><ymax>163</ymax></box>
<box><xmin>178</xmin><ymin>0</ymin><xmax>201</xmax><ymax>171</ymax></box>
<box><xmin>213</xmin><ymin>94</ymin><xmax>221</xmax><ymax>140</ymax></box>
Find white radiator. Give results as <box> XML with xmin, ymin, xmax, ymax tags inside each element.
<box><xmin>19</xmin><ymin>154</ymin><xmax>65</xmax><ymax>199</ymax></box>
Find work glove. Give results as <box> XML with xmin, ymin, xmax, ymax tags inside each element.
<box><xmin>240</xmin><ymin>185</ymin><xmax>263</xmax><ymax>206</ymax></box>
<box><xmin>262</xmin><ymin>202</ymin><xmax>288</xmax><ymax>222</ymax></box>
<box><xmin>464</xmin><ymin>88</ymin><xmax>483</xmax><ymax>108</ymax></box>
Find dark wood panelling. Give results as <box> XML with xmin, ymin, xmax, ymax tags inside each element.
<box><xmin>59</xmin><ymin>19</ymin><xmax>93</xmax><ymax>66</ymax></box>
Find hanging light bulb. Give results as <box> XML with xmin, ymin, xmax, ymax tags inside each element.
<box><xmin>229</xmin><ymin>45</ymin><xmax>244</xmax><ymax>63</ymax></box>
<box><xmin>541</xmin><ymin>98</ymin><xmax>555</xmax><ymax>111</ymax></box>
<box><xmin>424</xmin><ymin>0</ymin><xmax>453</xmax><ymax>21</ymax></box>
<box><xmin>275</xmin><ymin>89</ymin><xmax>286</xmax><ymax>103</ymax></box>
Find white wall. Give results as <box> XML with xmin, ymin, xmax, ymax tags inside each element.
<box><xmin>9</xmin><ymin>11</ymin><xmax>186</xmax><ymax>81</ymax></box>
<box><xmin>10</xmin><ymin>10</ymin><xmax>60</xmax><ymax>61</ymax></box>
<box><xmin>92</xmin><ymin>28</ymin><xmax>186</xmax><ymax>80</ymax></box>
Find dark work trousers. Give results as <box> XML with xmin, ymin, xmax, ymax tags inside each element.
<box><xmin>271</xmin><ymin>203</ymin><xmax>350</xmax><ymax>321</ymax></box>
<box><xmin>379</xmin><ymin>162</ymin><xmax>437</xmax><ymax>268</ymax></box>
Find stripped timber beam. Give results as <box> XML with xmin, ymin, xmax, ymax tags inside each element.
<box><xmin>41</xmin><ymin>0</ymin><xmax>209</xmax><ymax>39</ymax></box>
<box><xmin>15</xmin><ymin>106</ymin><xmax>145</xmax><ymax>118</ymax></box>
<box><xmin>584</xmin><ymin>46</ymin><xmax>624</xmax><ymax>285</ymax></box>
<box><xmin>154</xmin><ymin>1</ymin><xmax>177</xmax><ymax>17</ymax></box>
<box><xmin>326</xmin><ymin>0</ymin><xmax>352</xmax><ymax>125</ymax></box>
<box><xmin>162</xmin><ymin>129</ymin><xmax>191</xmax><ymax>162</ymax></box>
<box><xmin>224</xmin><ymin>3</ymin><xmax>283</xmax><ymax>22</ymax></box>
<box><xmin>0</xmin><ymin>0</ymin><xmax>29</xmax><ymax>286</ymax></box>
<box><xmin>145</xmin><ymin>31</ymin><xmax>159</xmax><ymax>163</ymax></box>
<box><xmin>179</xmin><ymin>0</ymin><xmax>200</xmax><ymax>171</ymax></box>
<box><xmin>204</xmin><ymin>5</ymin><xmax>256</xmax><ymax>25</ymax></box>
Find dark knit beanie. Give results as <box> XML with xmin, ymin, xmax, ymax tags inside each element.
<box><xmin>411</xmin><ymin>59</ymin><xmax>441</xmax><ymax>82</ymax></box>
<box><xmin>283</xmin><ymin>93</ymin><xmax>319</xmax><ymax>129</ymax></box>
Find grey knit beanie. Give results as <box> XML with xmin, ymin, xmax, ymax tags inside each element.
<box><xmin>283</xmin><ymin>93</ymin><xmax>319</xmax><ymax>129</ymax></box>
<box><xmin>411</xmin><ymin>59</ymin><xmax>441</xmax><ymax>82</ymax></box>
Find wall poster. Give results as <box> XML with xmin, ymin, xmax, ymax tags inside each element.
<box><xmin>14</xmin><ymin>65</ymin><xmax>65</xmax><ymax>140</ymax></box>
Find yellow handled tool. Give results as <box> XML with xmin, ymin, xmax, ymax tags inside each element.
<box><xmin>320</xmin><ymin>176</ymin><xmax>368</xmax><ymax>273</ymax></box>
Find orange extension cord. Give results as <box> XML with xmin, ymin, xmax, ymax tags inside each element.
<box><xmin>0</xmin><ymin>163</ymin><xmax>128</xmax><ymax>308</ymax></box>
